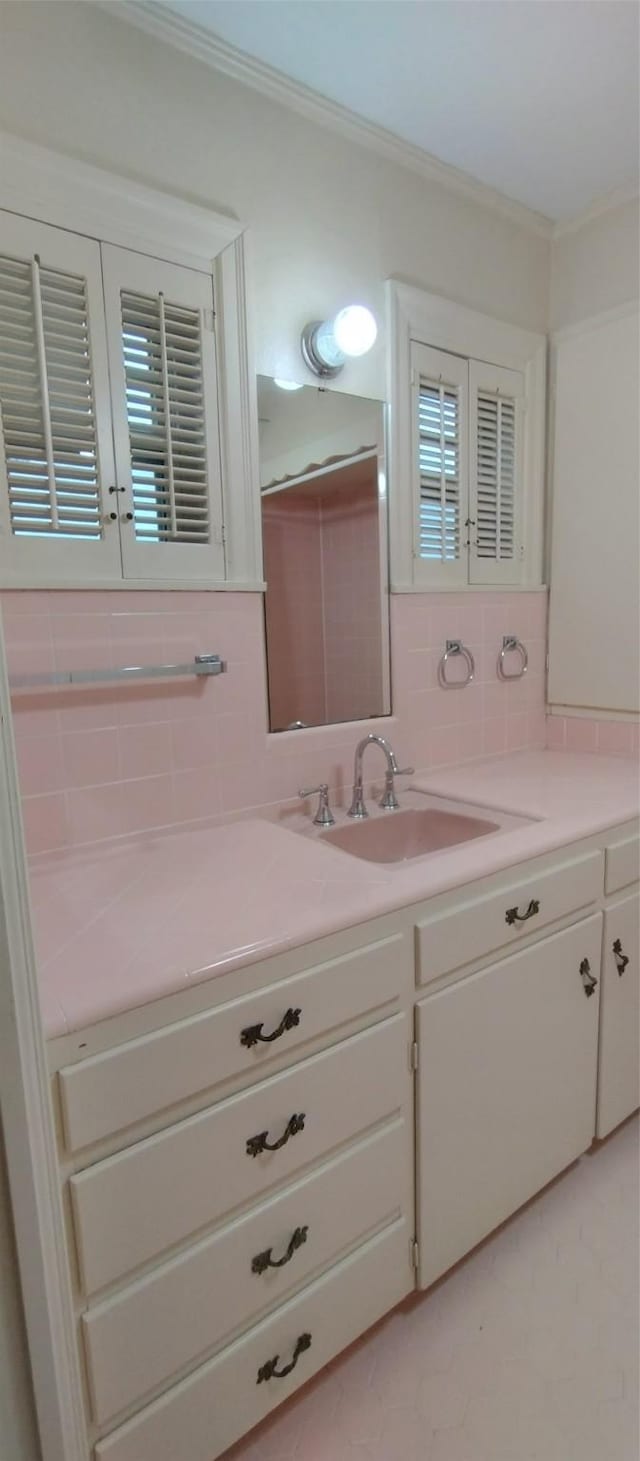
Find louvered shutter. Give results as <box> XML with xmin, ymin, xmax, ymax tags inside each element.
<box><xmin>411</xmin><ymin>342</ymin><xmax>468</xmax><ymax>586</ymax></box>
<box><xmin>0</xmin><ymin>212</ymin><xmax>119</xmax><ymax>584</ymax></box>
<box><xmin>102</xmin><ymin>245</ymin><xmax>224</xmax><ymax>583</ymax></box>
<box><xmin>469</xmin><ymin>362</ymin><xmax>523</xmax><ymax>585</ymax></box>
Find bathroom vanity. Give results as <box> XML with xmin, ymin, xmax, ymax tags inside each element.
<box><xmin>37</xmin><ymin>752</ymin><xmax>639</xmax><ymax>1461</ymax></box>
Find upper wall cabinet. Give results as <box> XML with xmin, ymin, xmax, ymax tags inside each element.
<box><xmin>388</xmin><ymin>280</ymin><xmax>546</xmax><ymax>592</ymax></box>
<box><xmin>412</xmin><ymin>343</ymin><xmax>524</xmax><ymax>587</ymax></box>
<box><xmin>547</xmin><ymin>303</ymin><xmax>640</xmax><ymax>715</ymax></box>
<box><xmin>0</xmin><ymin>136</ymin><xmax>262</xmax><ymax>590</ymax></box>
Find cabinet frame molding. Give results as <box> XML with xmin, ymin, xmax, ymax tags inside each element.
<box><xmin>0</xmin><ymin>607</ymin><xmax>88</xmax><ymax>1461</ymax></box>
<box><xmin>0</xmin><ymin>132</ymin><xmax>263</xmax><ymax>591</ymax></box>
<box><xmin>387</xmin><ymin>278</ymin><xmax>546</xmax><ymax>592</ymax></box>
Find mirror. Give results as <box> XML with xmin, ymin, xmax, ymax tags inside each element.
<box><xmin>258</xmin><ymin>377</ymin><xmax>390</xmax><ymax>732</ymax></box>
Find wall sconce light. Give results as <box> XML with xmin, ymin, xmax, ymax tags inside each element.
<box><xmin>301</xmin><ymin>305</ymin><xmax>377</xmax><ymax>379</ymax></box>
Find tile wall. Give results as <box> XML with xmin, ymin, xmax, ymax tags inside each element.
<box><xmin>546</xmin><ymin>714</ymin><xmax>640</xmax><ymax>758</ymax></box>
<box><xmin>262</xmin><ymin>481</ymin><xmax>384</xmax><ymax>730</ymax></box>
<box><xmin>2</xmin><ymin>588</ymin><xmax>549</xmax><ymax>856</ymax></box>
<box><xmin>320</xmin><ymin>485</ymin><xmax>384</xmax><ymax>725</ymax></box>
<box><xmin>262</xmin><ymin>496</ymin><xmax>327</xmax><ymax>730</ymax></box>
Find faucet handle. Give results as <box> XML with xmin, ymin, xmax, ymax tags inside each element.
<box><xmin>298</xmin><ymin>784</ymin><xmax>336</xmax><ymax>828</ymax></box>
<box><xmin>379</xmin><ymin>763</ymin><xmax>415</xmax><ymax>811</ymax></box>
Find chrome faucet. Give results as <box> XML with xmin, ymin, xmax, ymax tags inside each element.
<box><xmin>298</xmin><ymin>783</ymin><xmax>336</xmax><ymax>827</ymax></box>
<box><xmin>347</xmin><ymin>735</ymin><xmax>414</xmax><ymax>819</ymax></box>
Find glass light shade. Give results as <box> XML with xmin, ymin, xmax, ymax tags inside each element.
<box><xmin>273</xmin><ymin>378</ymin><xmax>304</xmax><ymax>391</ymax></box>
<box><xmin>332</xmin><ymin>305</ymin><xmax>377</xmax><ymax>358</ymax></box>
<box><xmin>301</xmin><ymin>305</ymin><xmax>378</xmax><ymax>377</ymax></box>
<box><xmin>312</xmin><ymin>319</ymin><xmax>346</xmax><ymax>371</ymax></box>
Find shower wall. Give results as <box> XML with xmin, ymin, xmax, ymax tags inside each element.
<box><xmin>262</xmin><ymin>479</ymin><xmax>384</xmax><ymax>730</ymax></box>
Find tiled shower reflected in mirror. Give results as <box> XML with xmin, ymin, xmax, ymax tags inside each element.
<box><xmin>258</xmin><ymin>378</ymin><xmax>390</xmax><ymax>730</ymax></box>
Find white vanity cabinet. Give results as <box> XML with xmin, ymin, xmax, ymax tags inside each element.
<box><xmin>416</xmin><ymin>915</ymin><xmax>602</xmax><ymax>1288</ymax></box>
<box><xmin>46</xmin><ymin>819</ymin><xmax>639</xmax><ymax>1461</ymax></box>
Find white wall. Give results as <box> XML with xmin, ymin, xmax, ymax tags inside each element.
<box><xmin>0</xmin><ymin>2</ymin><xmax>549</xmax><ymax>402</ymax></box>
<box><xmin>550</xmin><ymin>196</ymin><xmax>639</xmax><ymax>330</ymax></box>
<box><xmin>0</xmin><ymin>1119</ymin><xmax>40</xmax><ymax>1461</ymax></box>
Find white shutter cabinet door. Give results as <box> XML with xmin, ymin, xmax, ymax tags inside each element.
<box><xmin>410</xmin><ymin>342</ymin><xmax>469</xmax><ymax>588</ymax></box>
<box><xmin>101</xmin><ymin>244</ymin><xmax>225</xmax><ymax>583</ymax></box>
<box><xmin>468</xmin><ymin>360</ymin><xmax>524</xmax><ymax>585</ymax></box>
<box><xmin>0</xmin><ymin>211</ymin><xmax>120</xmax><ymax>585</ymax></box>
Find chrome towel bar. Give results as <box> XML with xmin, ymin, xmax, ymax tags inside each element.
<box><xmin>9</xmin><ymin>653</ymin><xmax>226</xmax><ymax>691</ymax></box>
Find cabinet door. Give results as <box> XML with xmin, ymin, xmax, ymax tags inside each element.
<box><xmin>597</xmin><ymin>890</ymin><xmax>640</xmax><ymax>1139</ymax></box>
<box><xmin>101</xmin><ymin>244</ymin><xmax>225</xmax><ymax>584</ymax></box>
<box><xmin>0</xmin><ymin>210</ymin><xmax>121</xmax><ymax>585</ymax></box>
<box><xmin>416</xmin><ymin>914</ymin><xmax>601</xmax><ymax>1289</ymax></box>
<box><xmin>547</xmin><ymin>305</ymin><xmax>640</xmax><ymax>713</ymax></box>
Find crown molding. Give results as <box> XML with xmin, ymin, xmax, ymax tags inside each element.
<box><xmin>551</xmin><ymin>297</ymin><xmax>639</xmax><ymax>345</ymax></box>
<box><xmin>552</xmin><ymin>180</ymin><xmax>640</xmax><ymax>240</ymax></box>
<box><xmin>0</xmin><ymin>131</ymin><xmax>243</xmax><ymax>269</ymax></box>
<box><xmin>100</xmin><ymin>0</ymin><xmax>554</xmax><ymax>240</ymax></box>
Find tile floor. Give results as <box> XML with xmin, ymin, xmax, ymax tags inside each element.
<box><xmin>225</xmin><ymin>1116</ymin><xmax>639</xmax><ymax>1461</ymax></box>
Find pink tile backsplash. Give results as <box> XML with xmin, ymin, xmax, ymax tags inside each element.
<box><xmin>3</xmin><ymin>587</ymin><xmax>549</xmax><ymax>855</ymax></box>
<box><xmin>394</xmin><ymin>590</ymin><xmax>548</xmax><ymax>775</ymax></box>
<box><xmin>546</xmin><ymin>713</ymin><xmax>640</xmax><ymax>759</ymax></box>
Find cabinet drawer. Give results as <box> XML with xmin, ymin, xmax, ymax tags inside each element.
<box><xmin>59</xmin><ymin>932</ymin><xmax>409</xmax><ymax>1153</ymax></box>
<box><xmin>605</xmin><ymin>833</ymin><xmax>640</xmax><ymax>895</ymax></box>
<box><xmin>70</xmin><ymin>1014</ymin><xmax>408</xmax><ymax>1294</ymax></box>
<box><xmin>83</xmin><ymin>1119</ymin><xmax>408</xmax><ymax>1425</ymax></box>
<box><xmin>597</xmin><ymin>890</ymin><xmax>640</xmax><ymax>1138</ymax></box>
<box><xmin>94</xmin><ymin>1219</ymin><xmax>411</xmax><ymax>1461</ymax></box>
<box><xmin>416</xmin><ymin>850</ymin><xmax>602</xmax><ymax>986</ymax></box>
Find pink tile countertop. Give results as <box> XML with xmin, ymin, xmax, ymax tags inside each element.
<box><xmin>29</xmin><ymin>750</ymin><xmax>639</xmax><ymax>1039</ymax></box>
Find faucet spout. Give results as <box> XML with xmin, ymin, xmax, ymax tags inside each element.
<box><xmin>347</xmin><ymin>735</ymin><xmax>413</xmax><ymax>819</ymax></box>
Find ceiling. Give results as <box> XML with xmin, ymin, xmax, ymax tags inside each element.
<box><xmin>154</xmin><ymin>0</ymin><xmax>639</xmax><ymax>222</ymax></box>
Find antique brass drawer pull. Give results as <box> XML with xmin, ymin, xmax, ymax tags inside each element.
<box><xmin>505</xmin><ymin>897</ymin><xmax>540</xmax><ymax>926</ymax></box>
<box><xmin>613</xmin><ymin>939</ymin><xmax>630</xmax><ymax>976</ymax></box>
<box><xmin>240</xmin><ymin>1008</ymin><xmax>302</xmax><ymax>1049</ymax></box>
<box><xmin>580</xmin><ymin>957</ymin><xmax>598</xmax><ymax>998</ymax></box>
<box><xmin>251</xmin><ymin>1225</ymin><xmax>309</xmax><ymax>1275</ymax></box>
<box><xmin>246</xmin><ymin>1113</ymin><xmax>306</xmax><ymax>1158</ymax></box>
<box><xmin>257</xmin><ymin>1332</ymin><xmax>312</xmax><ymax>1384</ymax></box>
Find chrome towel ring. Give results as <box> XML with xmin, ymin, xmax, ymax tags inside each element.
<box><xmin>438</xmin><ymin>639</ymin><xmax>475</xmax><ymax>689</ymax></box>
<box><xmin>497</xmin><ymin>635</ymin><xmax>528</xmax><ymax>681</ymax></box>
